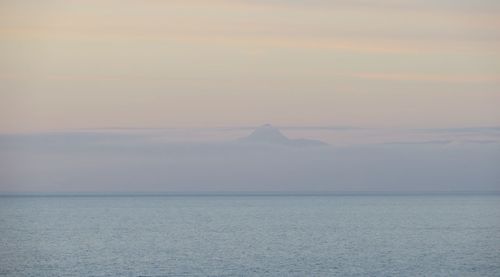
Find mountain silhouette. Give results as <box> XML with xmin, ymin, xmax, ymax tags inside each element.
<box><xmin>238</xmin><ymin>124</ymin><xmax>327</xmax><ymax>147</ymax></box>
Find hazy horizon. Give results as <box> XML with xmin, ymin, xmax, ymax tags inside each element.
<box><xmin>1</xmin><ymin>124</ymin><xmax>498</xmax><ymax>193</ymax></box>
<box><xmin>1</xmin><ymin>2</ymin><xmax>500</xmax><ymax>276</ymax></box>
<box><xmin>1</xmin><ymin>0</ymin><xmax>499</xmax><ymax>193</ymax></box>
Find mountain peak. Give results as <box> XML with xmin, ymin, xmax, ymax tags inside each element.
<box><xmin>238</xmin><ymin>124</ymin><xmax>328</xmax><ymax>147</ymax></box>
<box><xmin>245</xmin><ymin>124</ymin><xmax>289</xmax><ymax>143</ymax></box>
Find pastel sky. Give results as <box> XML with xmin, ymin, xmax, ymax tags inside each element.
<box><xmin>1</xmin><ymin>0</ymin><xmax>500</xmax><ymax>132</ymax></box>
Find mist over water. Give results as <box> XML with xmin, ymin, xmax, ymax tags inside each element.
<box><xmin>1</xmin><ymin>125</ymin><xmax>499</xmax><ymax>193</ymax></box>
<box><xmin>1</xmin><ymin>0</ymin><xmax>499</xmax><ymax>275</ymax></box>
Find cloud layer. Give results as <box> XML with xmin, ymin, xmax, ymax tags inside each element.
<box><xmin>1</xmin><ymin>127</ymin><xmax>498</xmax><ymax>193</ymax></box>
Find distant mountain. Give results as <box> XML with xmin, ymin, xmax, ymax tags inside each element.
<box><xmin>238</xmin><ymin>124</ymin><xmax>328</xmax><ymax>147</ymax></box>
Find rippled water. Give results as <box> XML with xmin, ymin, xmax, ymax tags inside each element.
<box><xmin>1</xmin><ymin>194</ymin><xmax>499</xmax><ymax>276</ymax></box>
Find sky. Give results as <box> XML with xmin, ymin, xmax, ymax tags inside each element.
<box><xmin>0</xmin><ymin>1</ymin><xmax>499</xmax><ymax>193</ymax></box>
<box><xmin>1</xmin><ymin>0</ymin><xmax>499</xmax><ymax>132</ymax></box>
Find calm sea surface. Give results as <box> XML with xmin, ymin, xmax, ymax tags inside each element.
<box><xmin>0</xmin><ymin>194</ymin><xmax>499</xmax><ymax>276</ymax></box>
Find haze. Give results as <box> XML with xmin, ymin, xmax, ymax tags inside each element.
<box><xmin>1</xmin><ymin>0</ymin><xmax>499</xmax><ymax>132</ymax></box>
<box><xmin>0</xmin><ymin>1</ymin><xmax>499</xmax><ymax>193</ymax></box>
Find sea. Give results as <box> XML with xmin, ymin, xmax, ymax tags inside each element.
<box><xmin>0</xmin><ymin>194</ymin><xmax>499</xmax><ymax>276</ymax></box>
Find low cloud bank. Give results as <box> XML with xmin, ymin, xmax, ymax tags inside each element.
<box><xmin>0</xmin><ymin>127</ymin><xmax>499</xmax><ymax>193</ymax></box>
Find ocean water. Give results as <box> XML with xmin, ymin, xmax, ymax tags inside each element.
<box><xmin>0</xmin><ymin>194</ymin><xmax>499</xmax><ymax>276</ymax></box>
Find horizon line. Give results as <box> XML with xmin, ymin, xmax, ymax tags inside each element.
<box><xmin>1</xmin><ymin>190</ymin><xmax>499</xmax><ymax>197</ymax></box>
<box><xmin>2</xmin><ymin>125</ymin><xmax>500</xmax><ymax>135</ymax></box>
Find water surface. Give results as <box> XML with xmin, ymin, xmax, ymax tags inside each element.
<box><xmin>1</xmin><ymin>194</ymin><xmax>499</xmax><ymax>276</ymax></box>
